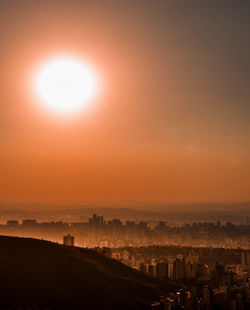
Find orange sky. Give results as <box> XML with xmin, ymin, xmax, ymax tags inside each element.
<box><xmin>1</xmin><ymin>0</ymin><xmax>250</xmax><ymax>204</ymax></box>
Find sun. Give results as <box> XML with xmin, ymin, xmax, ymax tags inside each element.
<box><xmin>33</xmin><ymin>56</ymin><xmax>98</xmax><ymax>114</ymax></box>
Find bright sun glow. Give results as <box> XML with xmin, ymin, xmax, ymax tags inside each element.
<box><xmin>33</xmin><ymin>57</ymin><xmax>98</xmax><ymax>114</ymax></box>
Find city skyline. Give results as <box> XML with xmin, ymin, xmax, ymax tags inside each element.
<box><xmin>1</xmin><ymin>1</ymin><xmax>249</xmax><ymax>309</ymax></box>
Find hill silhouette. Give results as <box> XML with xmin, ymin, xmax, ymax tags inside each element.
<box><xmin>0</xmin><ymin>236</ymin><xmax>172</xmax><ymax>309</ymax></box>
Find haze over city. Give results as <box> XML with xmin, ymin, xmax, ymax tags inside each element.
<box><xmin>0</xmin><ymin>1</ymin><xmax>250</xmax><ymax>310</ymax></box>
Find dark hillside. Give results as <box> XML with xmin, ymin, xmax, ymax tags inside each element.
<box><xmin>0</xmin><ymin>236</ymin><xmax>173</xmax><ymax>309</ymax></box>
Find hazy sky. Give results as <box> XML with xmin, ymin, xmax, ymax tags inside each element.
<box><xmin>0</xmin><ymin>0</ymin><xmax>250</xmax><ymax>204</ymax></box>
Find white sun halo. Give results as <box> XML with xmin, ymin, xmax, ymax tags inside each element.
<box><xmin>33</xmin><ymin>57</ymin><xmax>97</xmax><ymax>114</ymax></box>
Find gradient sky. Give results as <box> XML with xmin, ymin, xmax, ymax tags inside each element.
<box><xmin>0</xmin><ymin>0</ymin><xmax>250</xmax><ymax>204</ymax></box>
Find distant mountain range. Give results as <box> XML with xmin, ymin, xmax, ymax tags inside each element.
<box><xmin>0</xmin><ymin>236</ymin><xmax>173</xmax><ymax>309</ymax></box>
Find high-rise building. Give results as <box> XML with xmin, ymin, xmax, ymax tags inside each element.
<box><xmin>203</xmin><ymin>285</ymin><xmax>212</xmax><ymax>305</ymax></box>
<box><xmin>168</xmin><ymin>262</ymin><xmax>174</xmax><ymax>279</ymax></box>
<box><xmin>89</xmin><ymin>214</ymin><xmax>105</xmax><ymax>226</ymax></box>
<box><xmin>63</xmin><ymin>234</ymin><xmax>74</xmax><ymax>246</ymax></box>
<box><xmin>156</xmin><ymin>262</ymin><xmax>168</xmax><ymax>278</ymax></box>
<box><xmin>139</xmin><ymin>263</ymin><xmax>147</xmax><ymax>273</ymax></box>
<box><xmin>147</xmin><ymin>264</ymin><xmax>155</xmax><ymax>277</ymax></box>
<box><xmin>241</xmin><ymin>251</ymin><xmax>250</xmax><ymax>266</ymax></box>
<box><xmin>184</xmin><ymin>262</ymin><xmax>195</xmax><ymax>279</ymax></box>
<box><xmin>174</xmin><ymin>259</ymin><xmax>184</xmax><ymax>280</ymax></box>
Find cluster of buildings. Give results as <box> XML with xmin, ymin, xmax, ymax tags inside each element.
<box><xmin>139</xmin><ymin>253</ymin><xmax>204</xmax><ymax>281</ymax></box>
<box><xmin>3</xmin><ymin>214</ymin><xmax>250</xmax><ymax>309</ymax></box>
<box><xmin>1</xmin><ymin>214</ymin><xmax>249</xmax><ymax>249</ymax></box>
<box><xmin>113</xmin><ymin>249</ymin><xmax>201</xmax><ymax>280</ymax></box>
<box><xmin>111</xmin><ymin>248</ymin><xmax>250</xmax><ymax>309</ymax></box>
<box><xmin>60</xmin><ymin>231</ymin><xmax>250</xmax><ymax>309</ymax></box>
<box><xmin>113</xmin><ymin>248</ymin><xmax>250</xmax><ymax>280</ymax></box>
<box><xmin>152</xmin><ymin>283</ymin><xmax>250</xmax><ymax>310</ymax></box>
